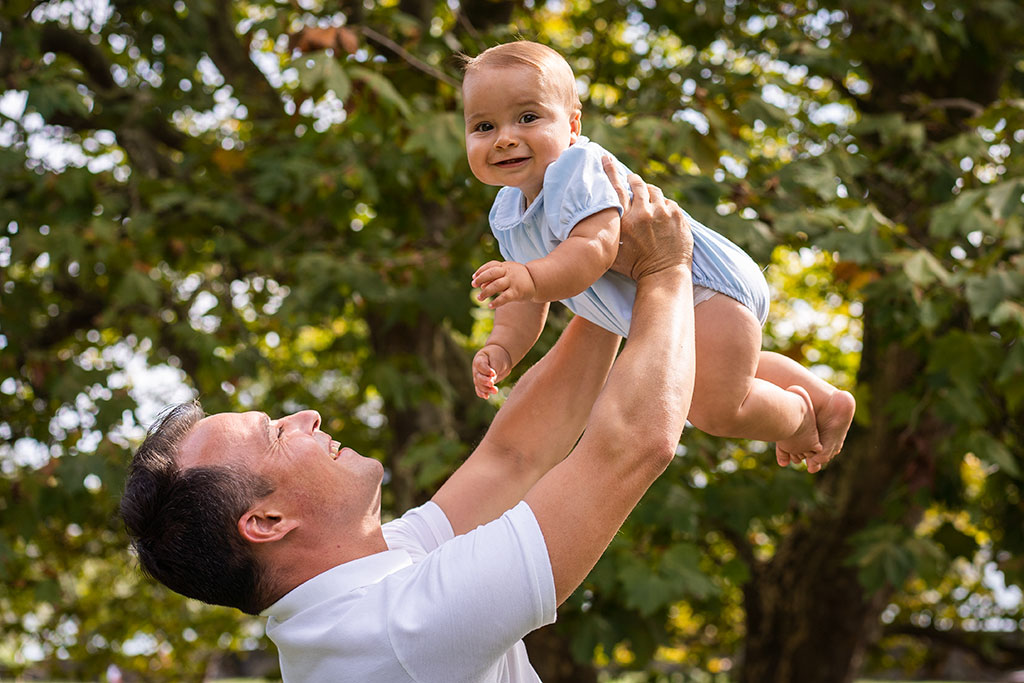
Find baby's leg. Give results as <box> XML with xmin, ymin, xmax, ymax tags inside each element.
<box><xmin>755</xmin><ymin>352</ymin><xmax>856</xmax><ymax>465</ymax></box>
<box><xmin>689</xmin><ymin>294</ymin><xmax>822</xmax><ymax>463</ymax></box>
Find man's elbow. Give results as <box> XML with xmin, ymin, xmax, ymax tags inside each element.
<box><xmin>602</xmin><ymin>416</ymin><xmax>680</xmax><ymax>473</ymax></box>
<box><xmin>636</xmin><ymin>434</ymin><xmax>679</xmax><ymax>472</ymax></box>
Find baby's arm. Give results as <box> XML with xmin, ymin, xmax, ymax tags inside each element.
<box><xmin>473</xmin><ymin>301</ymin><xmax>549</xmax><ymax>398</ymax></box>
<box><xmin>472</xmin><ymin>207</ymin><xmax>620</xmax><ymax>308</ymax></box>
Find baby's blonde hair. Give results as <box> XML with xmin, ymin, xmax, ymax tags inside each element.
<box><xmin>461</xmin><ymin>41</ymin><xmax>582</xmax><ymax>115</ymax></box>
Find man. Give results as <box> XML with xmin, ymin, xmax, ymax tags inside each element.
<box><xmin>121</xmin><ymin>162</ymin><xmax>696</xmax><ymax>682</ymax></box>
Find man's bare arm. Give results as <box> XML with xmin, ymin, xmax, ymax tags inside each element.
<box><xmin>525</xmin><ymin>170</ymin><xmax>696</xmax><ymax>604</ymax></box>
<box><xmin>434</xmin><ymin>315</ymin><xmax>621</xmax><ymax>535</ymax></box>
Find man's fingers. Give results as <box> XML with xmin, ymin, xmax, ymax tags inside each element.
<box><xmin>602</xmin><ymin>156</ymin><xmax>629</xmax><ymax>210</ymax></box>
<box><xmin>628</xmin><ymin>173</ymin><xmax>649</xmax><ymax>205</ymax></box>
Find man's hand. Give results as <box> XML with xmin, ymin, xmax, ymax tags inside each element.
<box><xmin>472</xmin><ymin>344</ymin><xmax>513</xmax><ymax>398</ymax></box>
<box><xmin>472</xmin><ymin>260</ymin><xmax>539</xmax><ymax>308</ymax></box>
<box><xmin>601</xmin><ymin>156</ymin><xmax>693</xmax><ymax>281</ymax></box>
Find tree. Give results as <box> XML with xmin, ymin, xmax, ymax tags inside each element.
<box><xmin>1</xmin><ymin>0</ymin><xmax>1022</xmax><ymax>681</ymax></box>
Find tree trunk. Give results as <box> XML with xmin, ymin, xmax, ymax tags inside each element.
<box><xmin>367</xmin><ymin>310</ymin><xmax>480</xmax><ymax>512</ymax></box>
<box><xmin>740</xmin><ymin>307</ymin><xmax>934</xmax><ymax>682</ymax></box>
<box><xmin>525</xmin><ymin>628</ymin><xmax>599</xmax><ymax>683</ymax></box>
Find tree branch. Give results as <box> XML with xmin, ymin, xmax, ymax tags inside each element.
<box><xmin>885</xmin><ymin>623</ymin><xmax>1024</xmax><ymax>670</ymax></box>
<box><xmin>200</xmin><ymin>0</ymin><xmax>281</xmax><ymax>120</ymax></box>
<box><xmin>38</xmin><ymin>24</ymin><xmax>116</xmax><ymax>90</ymax></box>
<box><xmin>908</xmin><ymin>96</ymin><xmax>986</xmax><ymax>119</ymax></box>
<box><xmin>715</xmin><ymin>522</ymin><xmax>760</xmax><ymax>572</ymax></box>
<box><xmin>358</xmin><ymin>25</ymin><xmax>462</xmax><ymax>89</ymax></box>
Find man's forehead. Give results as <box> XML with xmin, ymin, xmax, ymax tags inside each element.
<box><xmin>178</xmin><ymin>411</ymin><xmax>270</xmax><ymax>468</ymax></box>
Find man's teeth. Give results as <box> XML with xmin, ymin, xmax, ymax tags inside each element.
<box><xmin>330</xmin><ymin>441</ymin><xmax>342</xmax><ymax>459</ymax></box>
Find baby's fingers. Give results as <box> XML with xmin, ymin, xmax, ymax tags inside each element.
<box><xmin>477</xmin><ymin>276</ymin><xmax>512</xmax><ymax>302</ymax></box>
<box><xmin>472</xmin><ymin>261</ymin><xmax>505</xmax><ymax>287</ymax></box>
<box><xmin>472</xmin><ymin>365</ymin><xmax>496</xmax><ymax>399</ymax></box>
<box><xmin>474</xmin><ymin>379</ymin><xmax>495</xmax><ymax>399</ymax></box>
<box><xmin>489</xmin><ymin>290</ymin><xmax>521</xmax><ymax>308</ymax></box>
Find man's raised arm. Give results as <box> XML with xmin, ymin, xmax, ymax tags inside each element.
<box><xmin>525</xmin><ymin>170</ymin><xmax>696</xmax><ymax>604</ymax></box>
<box><xmin>433</xmin><ymin>315</ymin><xmax>622</xmax><ymax>535</ymax></box>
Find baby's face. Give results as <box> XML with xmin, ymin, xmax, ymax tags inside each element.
<box><xmin>463</xmin><ymin>64</ymin><xmax>580</xmax><ymax>204</ymax></box>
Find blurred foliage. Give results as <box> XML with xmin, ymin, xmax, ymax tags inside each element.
<box><xmin>1</xmin><ymin>0</ymin><xmax>1022</xmax><ymax>681</ymax></box>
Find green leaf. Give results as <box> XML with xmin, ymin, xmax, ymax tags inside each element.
<box><xmin>846</xmin><ymin>524</ymin><xmax>916</xmax><ymax>592</ymax></box>
<box><xmin>965</xmin><ymin>270</ymin><xmax>1024</xmax><ymax>320</ymax></box>
<box><xmin>402</xmin><ymin>112</ymin><xmax>465</xmax><ymax>175</ymax></box>
<box><xmin>996</xmin><ymin>342</ymin><xmax>1024</xmax><ymax>413</ymax></box>
<box><xmin>618</xmin><ymin>555</ymin><xmax>675</xmax><ymax>616</ymax></box>
<box><xmin>295</xmin><ymin>52</ymin><xmax>351</xmax><ymax>100</ymax></box>
<box><xmin>114</xmin><ymin>269</ymin><xmax>161</xmax><ymax>308</ymax></box>
<box><xmin>900</xmin><ymin>250</ymin><xmax>951</xmax><ymax>287</ymax></box>
<box><xmin>662</xmin><ymin>543</ymin><xmax>718</xmax><ymax>600</ymax></box>
<box><xmin>349</xmin><ymin>66</ymin><xmax>412</xmax><ymax>119</ymax></box>
<box><xmin>964</xmin><ymin>430</ymin><xmax>1020</xmax><ymax>478</ymax></box>
<box><xmin>793</xmin><ymin>162</ymin><xmax>838</xmax><ymax>201</ymax></box>
<box><xmin>985</xmin><ymin>179</ymin><xmax>1024</xmax><ymax>221</ymax></box>
<box><xmin>931</xmin><ymin>522</ymin><xmax>978</xmax><ymax>559</ymax></box>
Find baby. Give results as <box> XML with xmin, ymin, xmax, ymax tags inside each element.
<box><xmin>461</xmin><ymin>41</ymin><xmax>855</xmax><ymax>469</ymax></box>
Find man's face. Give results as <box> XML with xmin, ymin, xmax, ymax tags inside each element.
<box><xmin>179</xmin><ymin>410</ymin><xmax>384</xmax><ymax>540</ymax></box>
<box><xmin>463</xmin><ymin>64</ymin><xmax>580</xmax><ymax>205</ymax></box>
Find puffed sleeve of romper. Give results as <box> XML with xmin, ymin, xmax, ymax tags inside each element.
<box><xmin>541</xmin><ymin>140</ymin><xmax>627</xmax><ymax>242</ymax></box>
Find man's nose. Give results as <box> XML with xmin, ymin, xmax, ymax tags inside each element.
<box><xmin>285</xmin><ymin>409</ymin><xmax>321</xmax><ymax>432</ymax></box>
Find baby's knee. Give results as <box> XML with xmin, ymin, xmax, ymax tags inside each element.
<box><xmin>687</xmin><ymin>392</ymin><xmax>748</xmax><ymax>437</ymax></box>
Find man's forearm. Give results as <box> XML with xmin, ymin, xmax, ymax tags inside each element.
<box><xmin>586</xmin><ymin>265</ymin><xmax>694</xmax><ymax>461</ymax></box>
<box><xmin>433</xmin><ymin>316</ymin><xmax>620</xmax><ymax>535</ymax></box>
<box><xmin>485</xmin><ymin>315</ymin><xmax>620</xmax><ymax>468</ymax></box>
<box><xmin>523</xmin><ymin>264</ymin><xmax>695</xmax><ymax>603</ymax></box>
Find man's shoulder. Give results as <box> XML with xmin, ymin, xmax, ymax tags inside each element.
<box><xmin>383</xmin><ymin>501</ymin><xmax>454</xmax><ymax>558</ymax></box>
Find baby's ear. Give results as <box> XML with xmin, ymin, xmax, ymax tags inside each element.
<box><xmin>569</xmin><ymin>110</ymin><xmax>582</xmax><ymax>143</ymax></box>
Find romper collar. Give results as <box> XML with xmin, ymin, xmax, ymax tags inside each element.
<box><xmin>490</xmin><ymin>136</ymin><xmax>594</xmax><ymax>231</ymax></box>
<box><xmin>490</xmin><ymin>186</ymin><xmax>545</xmax><ymax>231</ymax></box>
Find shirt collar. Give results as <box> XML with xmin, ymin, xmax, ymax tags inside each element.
<box><xmin>261</xmin><ymin>549</ymin><xmax>413</xmax><ymax>621</ymax></box>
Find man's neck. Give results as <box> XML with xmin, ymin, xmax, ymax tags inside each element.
<box><xmin>261</xmin><ymin>523</ymin><xmax>389</xmax><ymax>607</ymax></box>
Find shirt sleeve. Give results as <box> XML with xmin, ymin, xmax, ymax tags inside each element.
<box><xmin>386</xmin><ymin>501</ymin><xmax>556</xmax><ymax>683</ymax></box>
<box><xmin>382</xmin><ymin>501</ymin><xmax>454</xmax><ymax>562</ymax></box>
<box><xmin>543</xmin><ymin>143</ymin><xmax>625</xmax><ymax>242</ymax></box>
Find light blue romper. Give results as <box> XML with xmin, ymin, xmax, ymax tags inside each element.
<box><xmin>489</xmin><ymin>137</ymin><xmax>770</xmax><ymax>338</ymax></box>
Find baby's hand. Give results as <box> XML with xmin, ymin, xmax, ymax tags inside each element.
<box><xmin>472</xmin><ymin>345</ymin><xmax>513</xmax><ymax>399</ymax></box>
<box><xmin>472</xmin><ymin>260</ymin><xmax>537</xmax><ymax>308</ymax></box>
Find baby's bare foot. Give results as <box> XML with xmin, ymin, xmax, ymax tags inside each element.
<box><xmin>816</xmin><ymin>390</ymin><xmax>856</xmax><ymax>460</ymax></box>
<box><xmin>776</xmin><ymin>386</ymin><xmax>822</xmax><ymax>468</ymax></box>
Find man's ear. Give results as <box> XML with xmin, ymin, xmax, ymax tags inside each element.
<box><xmin>238</xmin><ymin>508</ymin><xmax>299</xmax><ymax>544</ymax></box>
<box><xmin>569</xmin><ymin>110</ymin><xmax>582</xmax><ymax>143</ymax></box>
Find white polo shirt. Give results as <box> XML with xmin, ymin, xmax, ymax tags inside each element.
<box><xmin>262</xmin><ymin>501</ymin><xmax>556</xmax><ymax>682</ymax></box>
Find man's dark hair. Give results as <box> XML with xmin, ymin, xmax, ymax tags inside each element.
<box><xmin>120</xmin><ymin>400</ymin><xmax>275</xmax><ymax>615</ymax></box>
